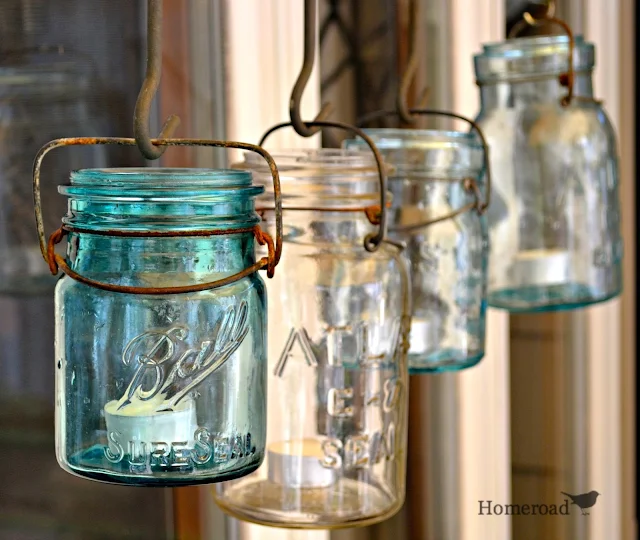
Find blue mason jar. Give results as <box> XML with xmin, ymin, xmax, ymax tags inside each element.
<box><xmin>344</xmin><ymin>131</ymin><xmax>488</xmax><ymax>373</ymax></box>
<box><xmin>55</xmin><ymin>168</ymin><xmax>267</xmax><ymax>486</ymax></box>
<box><xmin>474</xmin><ymin>35</ymin><xmax>622</xmax><ymax>312</ymax></box>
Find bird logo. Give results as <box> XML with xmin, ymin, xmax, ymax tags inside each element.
<box><xmin>561</xmin><ymin>491</ymin><xmax>600</xmax><ymax>515</ymax></box>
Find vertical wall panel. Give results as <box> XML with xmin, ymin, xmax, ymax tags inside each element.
<box><xmin>582</xmin><ymin>2</ymin><xmax>623</xmax><ymax>538</ymax></box>
<box><xmin>449</xmin><ymin>2</ymin><xmax>511</xmax><ymax>539</ymax></box>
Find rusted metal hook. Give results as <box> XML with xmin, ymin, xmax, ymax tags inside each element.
<box><xmin>289</xmin><ymin>0</ymin><xmax>334</xmax><ymax>137</ymax></box>
<box><xmin>133</xmin><ymin>0</ymin><xmax>181</xmax><ymax>160</ymax></box>
<box><xmin>397</xmin><ymin>0</ymin><xmax>430</xmax><ymax>124</ymax></box>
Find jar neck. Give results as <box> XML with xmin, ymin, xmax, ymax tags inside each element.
<box><xmin>479</xmin><ymin>72</ymin><xmax>594</xmax><ymax>109</ymax></box>
<box><xmin>264</xmin><ymin>210</ymin><xmax>376</xmax><ymax>247</ymax></box>
<box><xmin>67</xmin><ymin>232</ymin><xmax>257</xmax><ymax>286</ymax></box>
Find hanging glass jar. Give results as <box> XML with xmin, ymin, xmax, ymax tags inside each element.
<box><xmin>33</xmin><ymin>137</ymin><xmax>282</xmax><ymax>487</ymax></box>
<box><xmin>474</xmin><ymin>34</ymin><xmax>622</xmax><ymax>312</ymax></box>
<box><xmin>1</xmin><ymin>59</ymin><xmax>106</xmax><ymax>295</ymax></box>
<box><xmin>344</xmin><ymin>130</ymin><xmax>488</xmax><ymax>373</ymax></box>
<box><xmin>214</xmin><ymin>149</ymin><xmax>411</xmax><ymax>528</ymax></box>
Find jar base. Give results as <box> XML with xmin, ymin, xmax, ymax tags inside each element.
<box><xmin>63</xmin><ymin>444</ymin><xmax>264</xmax><ymax>487</ymax></box>
<box><xmin>488</xmin><ymin>283</ymin><xmax>621</xmax><ymax>313</ymax></box>
<box><xmin>408</xmin><ymin>350</ymin><xmax>484</xmax><ymax>374</ymax></box>
<box><xmin>213</xmin><ymin>476</ymin><xmax>400</xmax><ymax>529</ymax></box>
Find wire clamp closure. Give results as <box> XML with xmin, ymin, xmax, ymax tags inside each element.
<box><xmin>507</xmin><ymin>0</ymin><xmax>602</xmax><ymax>107</ymax></box>
<box><xmin>358</xmin><ymin>108</ymin><xmax>493</xmax><ymax>230</ymax></box>
<box><xmin>33</xmin><ymin>137</ymin><xmax>283</xmax><ymax>295</ymax></box>
<box><xmin>259</xmin><ymin>120</ymin><xmax>390</xmax><ymax>253</ymax></box>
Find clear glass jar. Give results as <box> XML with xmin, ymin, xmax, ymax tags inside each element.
<box><xmin>55</xmin><ymin>169</ymin><xmax>267</xmax><ymax>486</ymax></box>
<box><xmin>344</xmin><ymin>130</ymin><xmax>488</xmax><ymax>373</ymax></box>
<box><xmin>474</xmin><ymin>35</ymin><xmax>622</xmax><ymax>312</ymax></box>
<box><xmin>214</xmin><ymin>150</ymin><xmax>410</xmax><ymax>529</ymax></box>
<box><xmin>0</xmin><ymin>62</ymin><xmax>106</xmax><ymax>295</ymax></box>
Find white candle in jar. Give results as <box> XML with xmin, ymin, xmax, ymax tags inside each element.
<box><xmin>510</xmin><ymin>248</ymin><xmax>570</xmax><ymax>286</ymax></box>
<box><xmin>268</xmin><ymin>438</ymin><xmax>337</xmax><ymax>488</ymax></box>
<box><xmin>104</xmin><ymin>396</ymin><xmax>198</xmax><ymax>456</ymax></box>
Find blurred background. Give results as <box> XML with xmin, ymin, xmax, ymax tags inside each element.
<box><xmin>0</xmin><ymin>0</ymin><xmax>636</xmax><ymax>539</ymax></box>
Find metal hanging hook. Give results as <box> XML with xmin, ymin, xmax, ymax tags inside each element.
<box><xmin>525</xmin><ymin>0</ymin><xmax>556</xmax><ymax>23</ymax></box>
<box><xmin>289</xmin><ymin>0</ymin><xmax>334</xmax><ymax>137</ymax></box>
<box><xmin>508</xmin><ymin>0</ymin><xmax>556</xmax><ymax>36</ymax></box>
<box><xmin>397</xmin><ymin>0</ymin><xmax>430</xmax><ymax>124</ymax></box>
<box><xmin>133</xmin><ymin>0</ymin><xmax>181</xmax><ymax>160</ymax></box>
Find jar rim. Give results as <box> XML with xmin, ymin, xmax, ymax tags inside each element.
<box><xmin>354</xmin><ymin>129</ymin><xmax>484</xmax><ymax>151</ymax></box>
<box><xmin>479</xmin><ymin>34</ymin><xmax>591</xmax><ymax>58</ymax></box>
<box><xmin>343</xmin><ymin>129</ymin><xmax>485</xmax><ymax>179</ymax></box>
<box><xmin>239</xmin><ymin>148</ymin><xmax>382</xmax><ymax>177</ymax></box>
<box><xmin>475</xmin><ymin>34</ymin><xmax>595</xmax><ymax>83</ymax></box>
<box><xmin>60</xmin><ymin>168</ymin><xmax>263</xmax><ymax>233</ymax></box>
<box><xmin>70</xmin><ymin>168</ymin><xmax>255</xmax><ymax>188</ymax></box>
<box><xmin>235</xmin><ymin>149</ymin><xmax>388</xmax><ymax>209</ymax></box>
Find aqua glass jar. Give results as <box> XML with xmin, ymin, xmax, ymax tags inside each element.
<box><xmin>474</xmin><ymin>35</ymin><xmax>622</xmax><ymax>312</ymax></box>
<box><xmin>214</xmin><ymin>150</ymin><xmax>410</xmax><ymax>529</ymax></box>
<box><xmin>55</xmin><ymin>168</ymin><xmax>267</xmax><ymax>486</ymax></box>
<box><xmin>344</xmin><ymin>131</ymin><xmax>488</xmax><ymax>373</ymax></box>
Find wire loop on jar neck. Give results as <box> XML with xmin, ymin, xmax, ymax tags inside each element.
<box><xmin>32</xmin><ymin>136</ymin><xmax>283</xmax><ymax>293</ymax></box>
<box><xmin>357</xmin><ymin>108</ymin><xmax>492</xmax><ymax>225</ymax></box>
<box><xmin>504</xmin><ymin>1</ymin><xmax>605</xmax><ymax>107</ymax></box>
<box><xmin>259</xmin><ymin>120</ymin><xmax>390</xmax><ymax>253</ymax></box>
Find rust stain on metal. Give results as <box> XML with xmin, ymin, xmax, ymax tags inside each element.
<box><xmin>46</xmin><ymin>224</ymin><xmax>275</xmax><ymax>295</ymax></box>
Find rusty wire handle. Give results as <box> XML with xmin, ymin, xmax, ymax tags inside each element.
<box><xmin>507</xmin><ymin>1</ymin><xmax>575</xmax><ymax>106</ymax></box>
<box><xmin>259</xmin><ymin>120</ymin><xmax>388</xmax><ymax>252</ymax></box>
<box><xmin>46</xmin><ymin>226</ymin><xmax>272</xmax><ymax>295</ymax></box>
<box><xmin>32</xmin><ymin>137</ymin><xmax>283</xmax><ymax>293</ymax></box>
<box><xmin>289</xmin><ymin>0</ymin><xmax>334</xmax><ymax>137</ymax></box>
<box><xmin>390</xmin><ymin>178</ymin><xmax>483</xmax><ymax>234</ymax></box>
<box><xmin>358</xmin><ymin>108</ymin><xmax>491</xmax><ymax>213</ymax></box>
<box><xmin>133</xmin><ymin>0</ymin><xmax>181</xmax><ymax>160</ymax></box>
<box><xmin>397</xmin><ymin>0</ymin><xmax>430</xmax><ymax>124</ymax></box>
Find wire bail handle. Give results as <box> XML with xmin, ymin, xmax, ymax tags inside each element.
<box><xmin>357</xmin><ymin>108</ymin><xmax>491</xmax><ymax>231</ymax></box>
<box><xmin>32</xmin><ymin>137</ymin><xmax>283</xmax><ymax>295</ymax></box>
<box><xmin>133</xmin><ymin>0</ymin><xmax>181</xmax><ymax>160</ymax></box>
<box><xmin>508</xmin><ymin>0</ymin><xmax>577</xmax><ymax>107</ymax></box>
<box><xmin>259</xmin><ymin>120</ymin><xmax>389</xmax><ymax>253</ymax></box>
<box><xmin>289</xmin><ymin>0</ymin><xmax>334</xmax><ymax>137</ymax></box>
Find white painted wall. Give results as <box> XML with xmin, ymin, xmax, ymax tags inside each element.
<box><xmin>449</xmin><ymin>1</ymin><xmax>512</xmax><ymax>539</ymax></box>
<box><xmin>580</xmin><ymin>1</ymin><xmax>624</xmax><ymax>539</ymax></box>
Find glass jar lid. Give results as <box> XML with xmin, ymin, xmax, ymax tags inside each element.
<box><xmin>235</xmin><ymin>149</ymin><xmax>391</xmax><ymax>209</ymax></box>
<box><xmin>344</xmin><ymin>129</ymin><xmax>484</xmax><ymax>179</ymax></box>
<box><xmin>474</xmin><ymin>35</ymin><xmax>595</xmax><ymax>84</ymax></box>
<box><xmin>59</xmin><ymin>168</ymin><xmax>264</xmax><ymax>232</ymax></box>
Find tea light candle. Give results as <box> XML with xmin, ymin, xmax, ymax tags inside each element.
<box><xmin>104</xmin><ymin>397</ymin><xmax>198</xmax><ymax>455</ymax></box>
<box><xmin>407</xmin><ymin>316</ymin><xmax>443</xmax><ymax>357</ymax></box>
<box><xmin>268</xmin><ymin>439</ymin><xmax>337</xmax><ymax>488</ymax></box>
<box><xmin>511</xmin><ymin>248</ymin><xmax>570</xmax><ymax>286</ymax></box>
